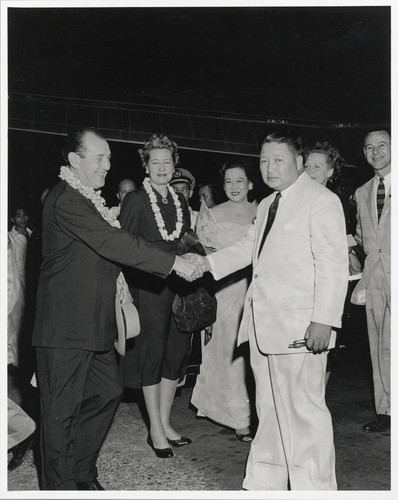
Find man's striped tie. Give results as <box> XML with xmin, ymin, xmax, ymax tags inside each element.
<box><xmin>377</xmin><ymin>177</ymin><xmax>385</xmax><ymax>221</ymax></box>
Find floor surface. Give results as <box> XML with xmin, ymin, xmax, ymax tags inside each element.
<box><xmin>6</xmin><ymin>312</ymin><xmax>392</xmax><ymax>498</ymax></box>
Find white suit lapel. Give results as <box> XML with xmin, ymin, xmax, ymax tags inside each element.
<box><xmin>253</xmin><ymin>196</ymin><xmax>273</xmax><ymax>261</ymax></box>
<box><xmin>365</xmin><ymin>180</ymin><xmax>378</xmax><ymax>231</ymax></box>
<box><xmin>254</xmin><ymin>174</ymin><xmax>309</xmax><ymax>264</ymax></box>
<box><xmin>379</xmin><ymin>184</ymin><xmax>391</xmax><ymax>223</ymax></box>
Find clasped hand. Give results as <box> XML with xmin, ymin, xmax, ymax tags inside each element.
<box><xmin>304</xmin><ymin>322</ymin><xmax>332</xmax><ymax>354</ymax></box>
<box><xmin>173</xmin><ymin>253</ymin><xmax>210</xmax><ymax>282</ymax></box>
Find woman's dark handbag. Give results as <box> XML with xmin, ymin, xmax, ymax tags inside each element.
<box><xmin>172</xmin><ymin>230</ymin><xmax>217</xmax><ymax>334</ymax></box>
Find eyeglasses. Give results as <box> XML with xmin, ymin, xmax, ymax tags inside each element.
<box><xmin>288</xmin><ymin>339</ymin><xmax>307</xmax><ymax>348</ymax></box>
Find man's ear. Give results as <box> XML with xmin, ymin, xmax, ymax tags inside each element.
<box><xmin>327</xmin><ymin>168</ymin><xmax>334</xmax><ymax>179</ymax></box>
<box><xmin>116</xmin><ymin>193</ymin><xmax>121</xmax><ymax>202</ymax></box>
<box><xmin>68</xmin><ymin>151</ymin><xmax>80</xmax><ymax>169</ymax></box>
<box><xmin>296</xmin><ymin>155</ymin><xmax>304</xmax><ymax>171</ymax></box>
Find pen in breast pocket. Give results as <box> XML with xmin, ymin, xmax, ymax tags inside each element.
<box><xmin>288</xmin><ymin>339</ymin><xmax>307</xmax><ymax>348</ymax></box>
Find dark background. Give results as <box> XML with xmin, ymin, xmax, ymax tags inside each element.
<box><xmin>7</xmin><ymin>5</ymin><xmax>390</xmax><ymax>226</ymax></box>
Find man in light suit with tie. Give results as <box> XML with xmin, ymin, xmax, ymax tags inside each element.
<box><xmin>351</xmin><ymin>130</ymin><xmax>391</xmax><ymax>433</ymax></box>
<box><xmin>190</xmin><ymin>130</ymin><xmax>348</xmax><ymax>490</ymax></box>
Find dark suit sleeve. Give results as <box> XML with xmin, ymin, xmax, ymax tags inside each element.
<box><xmin>119</xmin><ymin>191</ymin><xmax>141</xmax><ymax>234</ymax></box>
<box><xmin>54</xmin><ymin>191</ymin><xmax>175</xmax><ymax>278</ymax></box>
<box><xmin>178</xmin><ymin>193</ymin><xmax>192</xmax><ymax>230</ymax></box>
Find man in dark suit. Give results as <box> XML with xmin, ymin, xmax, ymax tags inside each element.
<box><xmin>32</xmin><ymin>128</ymin><xmax>199</xmax><ymax>490</ymax></box>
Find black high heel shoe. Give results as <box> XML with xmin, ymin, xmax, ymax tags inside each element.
<box><xmin>167</xmin><ymin>436</ymin><xmax>192</xmax><ymax>447</ymax></box>
<box><xmin>147</xmin><ymin>436</ymin><xmax>174</xmax><ymax>458</ymax></box>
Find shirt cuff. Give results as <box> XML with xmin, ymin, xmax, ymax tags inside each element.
<box><xmin>206</xmin><ymin>254</ymin><xmax>220</xmax><ymax>280</ymax></box>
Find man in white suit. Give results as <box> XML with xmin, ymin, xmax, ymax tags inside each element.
<box><xmin>351</xmin><ymin>130</ymin><xmax>391</xmax><ymax>433</ymax></box>
<box><xmin>190</xmin><ymin>130</ymin><xmax>348</xmax><ymax>490</ymax></box>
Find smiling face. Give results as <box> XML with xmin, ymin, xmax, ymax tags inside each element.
<box><xmin>223</xmin><ymin>167</ymin><xmax>252</xmax><ymax>203</ymax></box>
<box><xmin>260</xmin><ymin>142</ymin><xmax>302</xmax><ymax>191</ymax></box>
<box><xmin>69</xmin><ymin>131</ymin><xmax>111</xmax><ymax>189</ymax></box>
<box><xmin>363</xmin><ymin>131</ymin><xmax>391</xmax><ymax>177</ymax></box>
<box><xmin>146</xmin><ymin>148</ymin><xmax>175</xmax><ymax>190</ymax></box>
<box><xmin>304</xmin><ymin>151</ymin><xmax>333</xmax><ymax>186</ymax></box>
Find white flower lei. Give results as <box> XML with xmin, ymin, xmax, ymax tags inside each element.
<box><xmin>142</xmin><ymin>177</ymin><xmax>183</xmax><ymax>241</ymax></box>
<box><xmin>59</xmin><ymin>166</ymin><xmax>121</xmax><ymax>228</ymax></box>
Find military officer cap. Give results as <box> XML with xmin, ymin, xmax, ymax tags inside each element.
<box><xmin>169</xmin><ymin>168</ymin><xmax>196</xmax><ymax>191</ymax></box>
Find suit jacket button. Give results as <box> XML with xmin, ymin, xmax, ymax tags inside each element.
<box><xmin>379</xmin><ymin>249</ymin><xmax>382</xmax><ymax>253</ymax></box>
<box><xmin>253</xmin><ymin>274</ymin><xmax>258</xmax><ymax>279</ymax></box>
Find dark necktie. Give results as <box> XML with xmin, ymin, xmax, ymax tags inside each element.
<box><xmin>258</xmin><ymin>192</ymin><xmax>281</xmax><ymax>256</ymax></box>
<box><xmin>377</xmin><ymin>177</ymin><xmax>385</xmax><ymax>221</ymax></box>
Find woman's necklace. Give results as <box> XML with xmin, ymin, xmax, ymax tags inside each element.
<box><xmin>59</xmin><ymin>166</ymin><xmax>120</xmax><ymax>228</ymax></box>
<box><xmin>142</xmin><ymin>177</ymin><xmax>183</xmax><ymax>241</ymax></box>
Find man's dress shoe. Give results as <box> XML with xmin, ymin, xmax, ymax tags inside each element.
<box><xmin>76</xmin><ymin>478</ymin><xmax>105</xmax><ymax>490</ymax></box>
<box><xmin>147</xmin><ymin>437</ymin><xmax>174</xmax><ymax>458</ymax></box>
<box><xmin>235</xmin><ymin>432</ymin><xmax>253</xmax><ymax>442</ymax></box>
<box><xmin>167</xmin><ymin>436</ymin><xmax>192</xmax><ymax>447</ymax></box>
<box><xmin>8</xmin><ymin>432</ymin><xmax>35</xmax><ymax>472</ymax></box>
<box><xmin>362</xmin><ymin>414</ymin><xmax>390</xmax><ymax>433</ymax></box>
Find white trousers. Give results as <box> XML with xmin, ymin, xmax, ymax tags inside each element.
<box><xmin>242</xmin><ymin>331</ymin><xmax>337</xmax><ymax>490</ymax></box>
<box><xmin>8</xmin><ymin>398</ymin><xmax>36</xmax><ymax>450</ymax></box>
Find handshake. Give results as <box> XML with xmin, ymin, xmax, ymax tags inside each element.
<box><xmin>173</xmin><ymin>253</ymin><xmax>211</xmax><ymax>282</ymax></box>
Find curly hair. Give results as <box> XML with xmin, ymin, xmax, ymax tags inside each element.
<box><xmin>305</xmin><ymin>141</ymin><xmax>345</xmax><ymax>187</ymax></box>
<box><xmin>138</xmin><ymin>134</ymin><xmax>180</xmax><ymax>168</ymax></box>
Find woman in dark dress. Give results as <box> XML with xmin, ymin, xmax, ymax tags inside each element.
<box><xmin>119</xmin><ymin>134</ymin><xmax>192</xmax><ymax>458</ymax></box>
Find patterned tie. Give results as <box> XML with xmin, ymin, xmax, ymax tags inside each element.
<box><xmin>377</xmin><ymin>177</ymin><xmax>385</xmax><ymax>221</ymax></box>
<box><xmin>258</xmin><ymin>192</ymin><xmax>281</xmax><ymax>256</ymax></box>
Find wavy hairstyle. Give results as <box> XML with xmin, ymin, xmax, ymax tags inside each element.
<box><xmin>305</xmin><ymin>141</ymin><xmax>345</xmax><ymax>188</ymax></box>
<box><xmin>138</xmin><ymin>134</ymin><xmax>180</xmax><ymax>168</ymax></box>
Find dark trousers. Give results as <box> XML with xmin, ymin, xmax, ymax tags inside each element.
<box><xmin>35</xmin><ymin>347</ymin><xmax>122</xmax><ymax>490</ymax></box>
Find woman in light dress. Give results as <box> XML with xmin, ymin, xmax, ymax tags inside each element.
<box><xmin>191</xmin><ymin>158</ymin><xmax>257</xmax><ymax>441</ymax></box>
